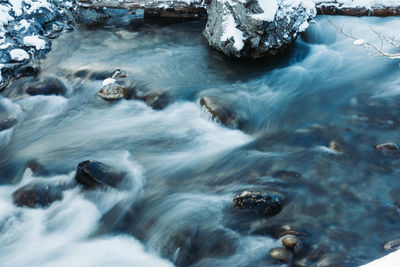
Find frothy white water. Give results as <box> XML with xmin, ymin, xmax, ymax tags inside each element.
<box><xmin>0</xmin><ymin>167</ymin><xmax>174</xmax><ymax>267</ymax></box>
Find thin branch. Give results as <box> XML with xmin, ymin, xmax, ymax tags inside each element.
<box><xmin>319</xmin><ymin>7</ymin><xmax>400</xmax><ymax>59</ymax></box>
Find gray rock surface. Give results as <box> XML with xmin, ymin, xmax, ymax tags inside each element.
<box><xmin>203</xmin><ymin>0</ymin><xmax>316</xmax><ymax>58</ymax></box>
<box><xmin>0</xmin><ymin>0</ymin><xmax>109</xmax><ymax>89</ymax></box>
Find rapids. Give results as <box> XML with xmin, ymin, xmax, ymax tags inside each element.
<box><xmin>1</xmin><ymin>11</ymin><xmax>400</xmax><ymax>266</ymax></box>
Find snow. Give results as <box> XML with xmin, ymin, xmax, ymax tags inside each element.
<box><xmin>10</xmin><ymin>48</ymin><xmax>29</xmax><ymax>61</ymax></box>
<box><xmin>299</xmin><ymin>21</ymin><xmax>309</xmax><ymax>32</ymax></box>
<box><xmin>220</xmin><ymin>11</ymin><xmax>245</xmax><ymax>51</ymax></box>
<box><xmin>23</xmin><ymin>35</ymin><xmax>46</xmax><ymax>50</ymax></box>
<box><xmin>252</xmin><ymin>0</ymin><xmax>279</xmax><ymax>21</ymax></box>
<box><xmin>353</xmin><ymin>39</ymin><xmax>366</xmax><ymax>46</ymax></box>
<box><xmin>361</xmin><ymin>250</ymin><xmax>400</xmax><ymax>267</ymax></box>
<box><xmin>314</xmin><ymin>0</ymin><xmax>400</xmax><ymax>10</ymax></box>
<box><xmin>14</xmin><ymin>19</ymin><xmax>30</xmax><ymax>33</ymax></box>
<box><xmin>102</xmin><ymin>78</ymin><xmax>116</xmax><ymax>86</ymax></box>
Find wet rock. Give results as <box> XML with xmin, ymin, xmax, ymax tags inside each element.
<box><xmin>75</xmin><ymin>160</ymin><xmax>126</xmax><ymax>189</ymax></box>
<box><xmin>0</xmin><ymin>117</ymin><xmax>18</xmax><ymax>132</ymax></box>
<box><xmin>383</xmin><ymin>238</ymin><xmax>400</xmax><ymax>252</ymax></box>
<box><xmin>0</xmin><ymin>99</ymin><xmax>18</xmax><ymax>131</ymax></box>
<box><xmin>282</xmin><ymin>235</ymin><xmax>302</xmax><ymax>253</ymax></box>
<box><xmin>200</xmin><ymin>96</ymin><xmax>239</xmax><ymax>128</ymax></box>
<box><xmin>233</xmin><ymin>190</ymin><xmax>282</xmax><ymax>215</ymax></box>
<box><xmin>272</xmin><ymin>170</ymin><xmax>301</xmax><ymax>180</ymax></box>
<box><xmin>12</xmin><ymin>182</ymin><xmax>64</xmax><ymax>208</ymax></box>
<box><xmin>269</xmin><ymin>247</ymin><xmax>293</xmax><ymax>263</ymax></box>
<box><xmin>203</xmin><ymin>0</ymin><xmax>316</xmax><ymax>58</ymax></box>
<box><xmin>374</xmin><ymin>142</ymin><xmax>399</xmax><ymax>152</ymax></box>
<box><xmin>351</xmin><ymin>113</ymin><xmax>399</xmax><ymax>129</ymax></box>
<box><xmin>329</xmin><ymin>140</ymin><xmax>345</xmax><ymax>153</ymax></box>
<box><xmin>26</xmin><ymin>76</ymin><xmax>67</xmax><ymax>96</ymax></box>
<box><xmin>134</xmin><ymin>90</ymin><xmax>170</xmax><ymax>110</ymax></box>
<box><xmin>315</xmin><ymin>253</ymin><xmax>346</xmax><ymax>267</ymax></box>
<box><xmin>26</xmin><ymin>160</ymin><xmax>51</xmax><ymax>177</ymax></box>
<box><xmin>98</xmin><ymin>80</ymin><xmax>130</xmax><ymax>100</ymax></box>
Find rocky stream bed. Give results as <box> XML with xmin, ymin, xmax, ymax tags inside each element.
<box><xmin>1</xmin><ymin>1</ymin><xmax>400</xmax><ymax>267</ymax></box>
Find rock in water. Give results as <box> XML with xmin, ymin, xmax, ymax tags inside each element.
<box><xmin>203</xmin><ymin>0</ymin><xmax>316</xmax><ymax>58</ymax></box>
<box><xmin>98</xmin><ymin>81</ymin><xmax>130</xmax><ymax>100</ymax></box>
<box><xmin>269</xmin><ymin>247</ymin><xmax>293</xmax><ymax>263</ymax></box>
<box><xmin>26</xmin><ymin>76</ymin><xmax>67</xmax><ymax>96</ymax></box>
<box><xmin>12</xmin><ymin>182</ymin><xmax>64</xmax><ymax>208</ymax></box>
<box><xmin>75</xmin><ymin>160</ymin><xmax>126</xmax><ymax>189</ymax></box>
<box><xmin>383</xmin><ymin>238</ymin><xmax>400</xmax><ymax>252</ymax></box>
<box><xmin>200</xmin><ymin>96</ymin><xmax>239</xmax><ymax>128</ymax></box>
<box><xmin>0</xmin><ymin>98</ymin><xmax>18</xmax><ymax>131</ymax></box>
<box><xmin>233</xmin><ymin>190</ymin><xmax>282</xmax><ymax>215</ymax></box>
<box><xmin>374</xmin><ymin>143</ymin><xmax>400</xmax><ymax>152</ymax></box>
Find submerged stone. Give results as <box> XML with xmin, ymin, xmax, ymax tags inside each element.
<box><xmin>134</xmin><ymin>90</ymin><xmax>170</xmax><ymax>110</ymax></box>
<box><xmin>374</xmin><ymin>143</ymin><xmax>399</xmax><ymax>152</ymax></box>
<box><xmin>383</xmin><ymin>238</ymin><xmax>400</xmax><ymax>252</ymax></box>
<box><xmin>200</xmin><ymin>96</ymin><xmax>239</xmax><ymax>128</ymax></box>
<box><xmin>26</xmin><ymin>76</ymin><xmax>67</xmax><ymax>96</ymax></box>
<box><xmin>233</xmin><ymin>190</ymin><xmax>282</xmax><ymax>215</ymax></box>
<box><xmin>272</xmin><ymin>170</ymin><xmax>301</xmax><ymax>180</ymax></box>
<box><xmin>75</xmin><ymin>160</ymin><xmax>126</xmax><ymax>189</ymax></box>
<box><xmin>12</xmin><ymin>182</ymin><xmax>64</xmax><ymax>208</ymax></box>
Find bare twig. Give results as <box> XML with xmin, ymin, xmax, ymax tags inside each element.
<box><xmin>319</xmin><ymin>7</ymin><xmax>400</xmax><ymax>59</ymax></box>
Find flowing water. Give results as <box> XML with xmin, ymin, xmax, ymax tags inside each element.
<box><xmin>1</xmin><ymin>12</ymin><xmax>400</xmax><ymax>266</ymax></box>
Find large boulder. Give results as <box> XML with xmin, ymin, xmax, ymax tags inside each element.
<box><xmin>203</xmin><ymin>0</ymin><xmax>316</xmax><ymax>58</ymax></box>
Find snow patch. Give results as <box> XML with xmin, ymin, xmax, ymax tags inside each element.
<box><xmin>10</xmin><ymin>48</ymin><xmax>29</xmax><ymax>61</ymax></box>
<box><xmin>220</xmin><ymin>10</ymin><xmax>244</xmax><ymax>51</ymax></box>
<box><xmin>23</xmin><ymin>35</ymin><xmax>46</xmax><ymax>50</ymax></box>
<box><xmin>314</xmin><ymin>0</ymin><xmax>400</xmax><ymax>10</ymax></box>
<box><xmin>102</xmin><ymin>78</ymin><xmax>116</xmax><ymax>87</ymax></box>
<box><xmin>252</xmin><ymin>0</ymin><xmax>279</xmax><ymax>21</ymax></box>
<box><xmin>353</xmin><ymin>39</ymin><xmax>366</xmax><ymax>46</ymax></box>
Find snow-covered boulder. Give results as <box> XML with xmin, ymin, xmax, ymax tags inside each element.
<box><xmin>203</xmin><ymin>0</ymin><xmax>316</xmax><ymax>58</ymax></box>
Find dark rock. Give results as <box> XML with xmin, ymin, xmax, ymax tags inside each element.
<box><xmin>137</xmin><ymin>91</ymin><xmax>170</xmax><ymax>110</ymax></box>
<box><xmin>203</xmin><ymin>0</ymin><xmax>316</xmax><ymax>58</ymax></box>
<box><xmin>383</xmin><ymin>238</ymin><xmax>400</xmax><ymax>252</ymax></box>
<box><xmin>272</xmin><ymin>170</ymin><xmax>301</xmax><ymax>180</ymax></box>
<box><xmin>130</xmin><ymin>82</ymin><xmax>171</xmax><ymax>110</ymax></box>
<box><xmin>374</xmin><ymin>143</ymin><xmax>400</xmax><ymax>152</ymax></box>
<box><xmin>12</xmin><ymin>182</ymin><xmax>64</xmax><ymax>208</ymax></box>
<box><xmin>26</xmin><ymin>160</ymin><xmax>51</xmax><ymax>177</ymax></box>
<box><xmin>200</xmin><ymin>96</ymin><xmax>239</xmax><ymax>128</ymax></box>
<box><xmin>0</xmin><ymin>99</ymin><xmax>18</xmax><ymax>131</ymax></box>
<box><xmin>233</xmin><ymin>190</ymin><xmax>282</xmax><ymax>215</ymax></box>
<box><xmin>269</xmin><ymin>247</ymin><xmax>293</xmax><ymax>263</ymax></box>
<box><xmin>0</xmin><ymin>117</ymin><xmax>18</xmax><ymax>132</ymax></box>
<box><xmin>75</xmin><ymin>160</ymin><xmax>126</xmax><ymax>189</ymax></box>
<box><xmin>26</xmin><ymin>76</ymin><xmax>67</xmax><ymax>96</ymax></box>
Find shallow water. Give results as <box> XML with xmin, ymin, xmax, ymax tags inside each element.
<box><xmin>1</xmin><ymin>12</ymin><xmax>400</xmax><ymax>266</ymax></box>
